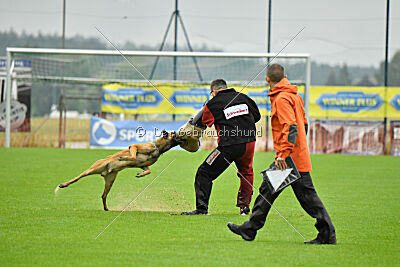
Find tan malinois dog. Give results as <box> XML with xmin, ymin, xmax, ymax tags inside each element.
<box><xmin>55</xmin><ymin>130</ymin><xmax>183</xmax><ymax>211</ymax></box>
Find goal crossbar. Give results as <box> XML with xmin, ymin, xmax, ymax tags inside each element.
<box><xmin>6</xmin><ymin>47</ymin><xmax>309</xmax><ymax>59</ymax></box>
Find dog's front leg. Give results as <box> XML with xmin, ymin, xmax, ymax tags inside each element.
<box><xmin>119</xmin><ymin>145</ymin><xmax>138</xmax><ymax>161</ymax></box>
<box><xmin>136</xmin><ymin>166</ymin><xmax>151</xmax><ymax>178</ymax></box>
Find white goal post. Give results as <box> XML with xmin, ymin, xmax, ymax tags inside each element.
<box><xmin>3</xmin><ymin>47</ymin><xmax>311</xmax><ymax>147</ymax></box>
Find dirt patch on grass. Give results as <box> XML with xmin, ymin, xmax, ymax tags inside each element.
<box><xmin>111</xmin><ymin>187</ymin><xmax>192</xmax><ymax>212</ymax></box>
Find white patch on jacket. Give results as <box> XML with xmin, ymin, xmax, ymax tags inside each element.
<box><xmin>223</xmin><ymin>104</ymin><xmax>249</xmax><ymax>120</ymax></box>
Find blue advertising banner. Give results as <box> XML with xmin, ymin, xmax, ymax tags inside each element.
<box><xmin>90</xmin><ymin>116</ymin><xmax>186</xmax><ymax>149</ymax></box>
<box><xmin>0</xmin><ymin>59</ymin><xmax>31</xmax><ymax>68</ymax></box>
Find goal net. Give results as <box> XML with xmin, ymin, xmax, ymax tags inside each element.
<box><xmin>1</xmin><ymin>48</ymin><xmax>310</xmax><ymax>149</ymax></box>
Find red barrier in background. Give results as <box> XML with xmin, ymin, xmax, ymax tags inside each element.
<box><xmin>309</xmin><ymin>120</ymin><xmax>385</xmax><ymax>155</ymax></box>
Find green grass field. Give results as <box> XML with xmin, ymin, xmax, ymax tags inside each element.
<box><xmin>0</xmin><ymin>148</ymin><xmax>399</xmax><ymax>266</ymax></box>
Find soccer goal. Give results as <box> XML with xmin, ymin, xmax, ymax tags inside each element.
<box><xmin>2</xmin><ymin>48</ymin><xmax>310</xmax><ymax>148</ymax></box>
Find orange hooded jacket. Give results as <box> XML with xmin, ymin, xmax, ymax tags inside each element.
<box><xmin>268</xmin><ymin>78</ymin><xmax>312</xmax><ymax>172</ymax></box>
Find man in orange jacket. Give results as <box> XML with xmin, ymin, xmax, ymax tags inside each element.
<box><xmin>227</xmin><ymin>64</ymin><xmax>336</xmax><ymax>244</ymax></box>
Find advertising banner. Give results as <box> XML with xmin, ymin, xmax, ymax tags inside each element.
<box><xmin>100</xmin><ymin>83</ymin><xmax>400</xmax><ymax>120</ymax></box>
<box><xmin>101</xmin><ymin>83</ymin><xmax>301</xmax><ymax>116</ymax></box>
<box><xmin>388</xmin><ymin>87</ymin><xmax>400</xmax><ymax>119</ymax></box>
<box><xmin>0</xmin><ymin>58</ymin><xmax>31</xmax><ymax>132</ymax></box>
<box><xmin>101</xmin><ymin>83</ymin><xmax>210</xmax><ymax>115</ymax></box>
<box><xmin>89</xmin><ymin>116</ymin><xmax>186</xmax><ymax>149</ymax></box>
<box><xmin>310</xmin><ymin>86</ymin><xmax>386</xmax><ymax>119</ymax></box>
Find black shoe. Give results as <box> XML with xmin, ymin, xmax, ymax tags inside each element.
<box><xmin>304</xmin><ymin>236</ymin><xmax>337</xmax><ymax>245</ymax></box>
<box><xmin>181</xmin><ymin>210</ymin><xmax>208</xmax><ymax>215</ymax></box>
<box><xmin>227</xmin><ymin>222</ymin><xmax>256</xmax><ymax>241</ymax></box>
<box><xmin>240</xmin><ymin>207</ymin><xmax>250</xmax><ymax>215</ymax></box>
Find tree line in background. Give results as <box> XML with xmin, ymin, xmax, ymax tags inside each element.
<box><xmin>1</xmin><ymin>30</ymin><xmax>399</xmax><ymax>116</ymax></box>
<box><xmin>1</xmin><ymin>29</ymin><xmax>399</xmax><ymax>86</ymax></box>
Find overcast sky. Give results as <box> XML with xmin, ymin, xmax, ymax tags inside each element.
<box><xmin>0</xmin><ymin>0</ymin><xmax>399</xmax><ymax>67</ymax></box>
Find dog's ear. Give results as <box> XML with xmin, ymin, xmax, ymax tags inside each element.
<box><xmin>162</xmin><ymin>130</ymin><xmax>168</xmax><ymax>138</ymax></box>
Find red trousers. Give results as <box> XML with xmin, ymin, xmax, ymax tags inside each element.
<box><xmin>194</xmin><ymin>141</ymin><xmax>255</xmax><ymax>212</ymax></box>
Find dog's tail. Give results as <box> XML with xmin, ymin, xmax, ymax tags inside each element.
<box><xmin>54</xmin><ymin>182</ymin><xmax>68</xmax><ymax>195</ymax></box>
<box><xmin>54</xmin><ymin>185</ymin><xmax>60</xmax><ymax>194</ymax></box>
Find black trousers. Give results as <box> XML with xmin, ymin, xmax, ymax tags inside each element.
<box><xmin>241</xmin><ymin>172</ymin><xmax>336</xmax><ymax>241</ymax></box>
<box><xmin>195</xmin><ymin>142</ymin><xmax>255</xmax><ymax>212</ymax></box>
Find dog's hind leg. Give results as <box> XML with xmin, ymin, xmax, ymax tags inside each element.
<box><xmin>136</xmin><ymin>166</ymin><xmax>151</xmax><ymax>178</ymax></box>
<box><xmin>101</xmin><ymin>171</ymin><xmax>118</xmax><ymax>211</ymax></box>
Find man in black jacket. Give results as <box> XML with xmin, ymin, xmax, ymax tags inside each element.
<box><xmin>181</xmin><ymin>79</ymin><xmax>261</xmax><ymax>215</ymax></box>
